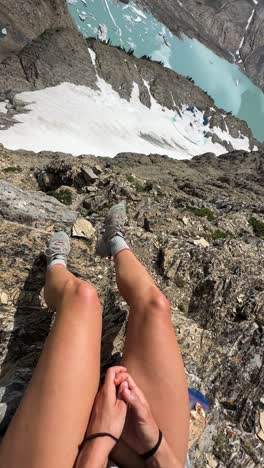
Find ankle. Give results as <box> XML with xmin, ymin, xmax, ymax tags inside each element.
<box><xmin>47</xmin><ymin>259</ymin><xmax>67</xmax><ymax>270</ymax></box>
<box><xmin>110</xmin><ymin>235</ymin><xmax>130</xmax><ymax>257</ymax></box>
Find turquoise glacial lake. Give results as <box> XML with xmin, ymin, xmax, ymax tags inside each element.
<box><xmin>67</xmin><ymin>0</ymin><xmax>264</xmax><ymax>142</ymax></box>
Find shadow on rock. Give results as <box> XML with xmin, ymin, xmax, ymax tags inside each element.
<box><xmin>100</xmin><ymin>289</ymin><xmax>127</xmax><ymax>380</ymax></box>
<box><xmin>0</xmin><ymin>255</ymin><xmax>53</xmax><ymax>436</ymax></box>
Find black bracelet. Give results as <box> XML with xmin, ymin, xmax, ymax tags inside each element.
<box><xmin>140</xmin><ymin>430</ymin><xmax>163</xmax><ymax>460</ymax></box>
<box><xmin>78</xmin><ymin>432</ymin><xmax>119</xmax><ymax>452</ymax></box>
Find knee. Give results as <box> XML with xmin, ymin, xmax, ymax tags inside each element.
<box><xmin>142</xmin><ymin>287</ymin><xmax>171</xmax><ymax>320</ymax></box>
<box><xmin>64</xmin><ymin>279</ymin><xmax>100</xmax><ymax>307</ymax></box>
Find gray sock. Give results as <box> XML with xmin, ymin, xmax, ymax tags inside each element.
<box><xmin>109</xmin><ymin>235</ymin><xmax>130</xmax><ymax>257</ymax></box>
<box><xmin>47</xmin><ymin>256</ymin><xmax>67</xmax><ymax>270</ymax></box>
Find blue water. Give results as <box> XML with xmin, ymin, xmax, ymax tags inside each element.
<box><xmin>67</xmin><ymin>0</ymin><xmax>264</xmax><ymax>142</ymax></box>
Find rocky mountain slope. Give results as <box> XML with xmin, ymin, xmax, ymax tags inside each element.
<box><xmin>132</xmin><ymin>0</ymin><xmax>264</xmax><ymax>91</ymax></box>
<box><xmin>0</xmin><ymin>0</ymin><xmax>97</xmax><ymax>92</ymax></box>
<box><xmin>0</xmin><ymin>1</ymin><xmax>261</xmax><ymax>159</ymax></box>
<box><xmin>0</xmin><ymin>146</ymin><xmax>264</xmax><ymax>466</ymax></box>
<box><xmin>0</xmin><ymin>34</ymin><xmax>260</xmax><ymax>158</ymax></box>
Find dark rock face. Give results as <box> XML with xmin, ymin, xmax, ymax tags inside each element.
<box><xmin>0</xmin><ymin>146</ymin><xmax>264</xmax><ymax>466</ymax></box>
<box><xmin>0</xmin><ymin>0</ymin><xmax>97</xmax><ymax>92</ymax></box>
<box><xmin>134</xmin><ymin>0</ymin><xmax>264</xmax><ymax>91</ymax></box>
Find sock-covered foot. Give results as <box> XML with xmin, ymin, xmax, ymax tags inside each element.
<box><xmin>96</xmin><ymin>201</ymin><xmax>130</xmax><ymax>257</ymax></box>
<box><xmin>46</xmin><ymin>231</ymin><xmax>71</xmax><ymax>269</ymax></box>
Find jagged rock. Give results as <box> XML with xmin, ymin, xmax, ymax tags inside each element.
<box><xmin>177</xmin><ymin>213</ymin><xmax>190</xmax><ymax>225</ymax></box>
<box><xmin>192</xmin><ymin>238</ymin><xmax>210</xmax><ymax>247</ymax></box>
<box><xmin>72</xmin><ymin>218</ymin><xmax>96</xmax><ymax>240</ymax></box>
<box><xmin>0</xmin><ymin>292</ymin><xmax>8</xmax><ymax>305</ymax></box>
<box><xmin>81</xmin><ymin>167</ymin><xmax>98</xmax><ymax>184</ymax></box>
<box><xmin>120</xmin><ymin>185</ymin><xmax>139</xmax><ymax>201</ymax></box>
<box><xmin>92</xmin><ymin>164</ymin><xmax>103</xmax><ymax>175</ymax></box>
<box><xmin>205</xmin><ymin>454</ymin><xmax>218</xmax><ymax>468</ymax></box>
<box><xmin>82</xmin><ymin>197</ymin><xmax>93</xmax><ymax>210</ymax></box>
<box><xmin>0</xmin><ymin>0</ymin><xmax>97</xmax><ymax>92</ymax></box>
<box><xmin>56</xmin><ymin>185</ymin><xmax>76</xmax><ymax>194</ymax></box>
<box><xmin>37</xmin><ymin>170</ymin><xmax>57</xmax><ymax>191</ymax></box>
<box><xmin>258</xmin><ymin>412</ymin><xmax>264</xmax><ymax>441</ymax></box>
<box><xmin>189</xmin><ymin>405</ymin><xmax>207</xmax><ymax>448</ymax></box>
<box><xmin>85</xmin><ymin>186</ymin><xmax>98</xmax><ymax>193</ymax></box>
<box><xmin>0</xmin><ymin>180</ymin><xmax>78</xmax><ymax>224</ymax></box>
<box><xmin>83</xmin><ymin>195</ymin><xmax>108</xmax><ymax>212</ymax></box>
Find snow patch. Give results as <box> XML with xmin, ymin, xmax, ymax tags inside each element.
<box><xmin>88</xmin><ymin>48</ymin><xmax>97</xmax><ymax>67</ymax></box>
<box><xmin>246</xmin><ymin>9</ymin><xmax>255</xmax><ymax>30</ymax></box>
<box><xmin>236</xmin><ymin>8</ymin><xmax>255</xmax><ymax>61</ymax></box>
<box><xmin>0</xmin><ymin>102</ymin><xmax>7</xmax><ymax>114</ymax></box>
<box><xmin>0</xmin><ymin>76</ymin><xmax>250</xmax><ymax>159</ymax></box>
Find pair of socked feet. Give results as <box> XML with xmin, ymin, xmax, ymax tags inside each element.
<box><xmin>46</xmin><ymin>202</ymin><xmax>129</xmax><ymax>268</ymax></box>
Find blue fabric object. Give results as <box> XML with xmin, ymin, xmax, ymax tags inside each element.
<box><xmin>188</xmin><ymin>388</ymin><xmax>209</xmax><ymax>413</ymax></box>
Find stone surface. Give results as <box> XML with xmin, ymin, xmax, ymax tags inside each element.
<box><xmin>0</xmin><ymin>147</ymin><xmax>264</xmax><ymax>466</ymax></box>
<box><xmin>0</xmin><ymin>180</ymin><xmax>78</xmax><ymax>224</ymax></box>
<box><xmin>0</xmin><ymin>0</ymin><xmax>97</xmax><ymax>93</ymax></box>
<box><xmin>192</xmin><ymin>238</ymin><xmax>209</xmax><ymax>247</ymax></box>
<box><xmin>81</xmin><ymin>167</ymin><xmax>98</xmax><ymax>184</ymax></box>
<box><xmin>93</xmin><ymin>164</ymin><xmax>103</xmax><ymax>175</ymax></box>
<box><xmin>0</xmin><ymin>292</ymin><xmax>8</xmax><ymax>305</ymax></box>
<box><xmin>72</xmin><ymin>218</ymin><xmax>96</xmax><ymax>240</ymax></box>
<box><xmin>258</xmin><ymin>412</ymin><xmax>264</xmax><ymax>441</ymax></box>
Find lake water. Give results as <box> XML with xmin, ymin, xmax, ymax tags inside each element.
<box><xmin>67</xmin><ymin>0</ymin><xmax>264</xmax><ymax>142</ymax></box>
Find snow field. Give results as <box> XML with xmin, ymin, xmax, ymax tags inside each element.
<box><xmin>0</xmin><ymin>49</ymin><xmax>250</xmax><ymax>159</ymax></box>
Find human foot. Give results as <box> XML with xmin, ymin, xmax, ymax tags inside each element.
<box><xmin>45</xmin><ymin>231</ymin><xmax>71</xmax><ymax>269</ymax></box>
<box><xmin>96</xmin><ymin>201</ymin><xmax>128</xmax><ymax>257</ymax></box>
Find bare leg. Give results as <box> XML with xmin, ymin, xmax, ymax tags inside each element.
<box><xmin>116</xmin><ymin>250</ymin><xmax>189</xmax><ymax>465</ymax></box>
<box><xmin>0</xmin><ymin>265</ymin><xmax>102</xmax><ymax>468</ymax></box>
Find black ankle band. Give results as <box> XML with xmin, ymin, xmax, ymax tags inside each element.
<box><xmin>78</xmin><ymin>432</ymin><xmax>119</xmax><ymax>452</ymax></box>
<box><xmin>140</xmin><ymin>430</ymin><xmax>163</xmax><ymax>460</ymax></box>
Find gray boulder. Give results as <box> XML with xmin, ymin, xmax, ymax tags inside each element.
<box><xmin>0</xmin><ymin>180</ymin><xmax>78</xmax><ymax>224</ymax></box>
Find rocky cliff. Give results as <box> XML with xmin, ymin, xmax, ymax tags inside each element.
<box><xmin>0</xmin><ymin>33</ymin><xmax>260</xmax><ymax>157</ymax></box>
<box><xmin>0</xmin><ymin>146</ymin><xmax>264</xmax><ymax>467</ymax></box>
<box><xmin>0</xmin><ymin>0</ymin><xmax>97</xmax><ymax>92</ymax></box>
<box><xmin>133</xmin><ymin>0</ymin><xmax>264</xmax><ymax>91</ymax></box>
